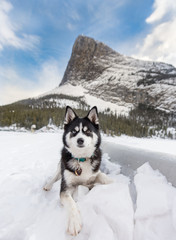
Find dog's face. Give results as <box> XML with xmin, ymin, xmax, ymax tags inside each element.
<box><xmin>63</xmin><ymin>106</ymin><xmax>101</xmax><ymax>158</ymax></box>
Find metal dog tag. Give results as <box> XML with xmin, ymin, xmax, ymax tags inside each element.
<box><xmin>75</xmin><ymin>167</ymin><xmax>82</xmax><ymax>176</ymax></box>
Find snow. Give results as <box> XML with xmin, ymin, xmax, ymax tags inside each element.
<box><xmin>82</xmin><ymin>93</ymin><xmax>131</xmax><ymax>115</ymax></box>
<box><xmin>39</xmin><ymin>83</ymin><xmax>132</xmax><ymax>115</ymax></box>
<box><xmin>0</xmin><ymin>124</ymin><xmax>27</xmax><ymax>132</ymax></box>
<box><xmin>103</xmin><ymin>134</ymin><xmax>176</xmax><ymax>156</ymax></box>
<box><xmin>38</xmin><ymin>84</ymin><xmax>85</xmax><ymax>98</ymax></box>
<box><xmin>134</xmin><ymin>163</ymin><xmax>176</xmax><ymax>240</ymax></box>
<box><xmin>0</xmin><ymin>131</ymin><xmax>176</xmax><ymax>240</ymax></box>
<box><xmin>47</xmin><ymin>98</ymin><xmax>82</xmax><ymax>109</ymax></box>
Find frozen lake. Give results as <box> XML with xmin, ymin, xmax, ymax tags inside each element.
<box><xmin>102</xmin><ymin>141</ymin><xmax>176</xmax><ymax>187</ymax></box>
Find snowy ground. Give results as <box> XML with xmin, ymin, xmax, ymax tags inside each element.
<box><xmin>0</xmin><ymin>131</ymin><xmax>176</xmax><ymax>240</ymax></box>
<box><xmin>103</xmin><ymin>134</ymin><xmax>176</xmax><ymax>156</ymax></box>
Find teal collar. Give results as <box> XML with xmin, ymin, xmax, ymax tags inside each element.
<box><xmin>73</xmin><ymin>157</ymin><xmax>87</xmax><ymax>162</ymax></box>
<box><xmin>71</xmin><ymin>154</ymin><xmax>94</xmax><ymax>162</ymax></box>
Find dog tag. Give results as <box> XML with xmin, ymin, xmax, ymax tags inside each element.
<box><xmin>75</xmin><ymin>167</ymin><xmax>82</xmax><ymax>176</ymax></box>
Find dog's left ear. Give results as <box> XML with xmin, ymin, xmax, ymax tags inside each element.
<box><xmin>87</xmin><ymin>106</ymin><xmax>99</xmax><ymax>125</ymax></box>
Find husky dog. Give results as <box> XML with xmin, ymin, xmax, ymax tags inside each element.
<box><xmin>44</xmin><ymin>106</ymin><xmax>112</xmax><ymax>236</ymax></box>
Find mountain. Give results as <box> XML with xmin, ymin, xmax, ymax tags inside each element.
<box><xmin>14</xmin><ymin>35</ymin><xmax>176</xmax><ymax>115</ymax></box>
<box><xmin>58</xmin><ymin>35</ymin><xmax>176</xmax><ymax>113</ymax></box>
<box><xmin>0</xmin><ymin>35</ymin><xmax>176</xmax><ymax>137</ymax></box>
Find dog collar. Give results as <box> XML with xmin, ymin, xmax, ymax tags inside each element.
<box><xmin>71</xmin><ymin>153</ymin><xmax>95</xmax><ymax>163</ymax></box>
<box><xmin>72</xmin><ymin>156</ymin><xmax>87</xmax><ymax>162</ymax></box>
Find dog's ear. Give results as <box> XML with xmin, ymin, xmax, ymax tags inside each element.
<box><xmin>64</xmin><ymin>106</ymin><xmax>77</xmax><ymax>125</ymax></box>
<box><xmin>87</xmin><ymin>106</ymin><xmax>99</xmax><ymax>125</ymax></box>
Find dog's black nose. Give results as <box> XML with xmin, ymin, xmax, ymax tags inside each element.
<box><xmin>77</xmin><ymin>138</ymin><xmax>84</xmax><ymax>146</ymax></box>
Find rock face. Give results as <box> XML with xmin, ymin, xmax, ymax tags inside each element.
<box><xmin>60</xmin><ymin>35</ymin><xmax>176</xmax><ymax>112</ymax></box>
<box><xmin>61</xmin><ymin>36</ymin><xmax>117</xmax><ymax>85</ymax></box>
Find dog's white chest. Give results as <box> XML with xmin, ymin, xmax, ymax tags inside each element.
<box><xmin>64</xmin><ymin>159</ymin><xmax>98</xmax><ymax>187</ymax></box>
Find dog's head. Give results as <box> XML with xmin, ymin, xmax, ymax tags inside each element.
<box><xmin>63</xmin><ymin>106</ymin><xmax>101</xmax><ymax>158</ymax></box>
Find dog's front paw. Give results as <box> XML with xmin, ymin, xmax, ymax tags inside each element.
<box><xmin>104</xmin><ymin>179</ymin><xmax>113</xmax><ymax>184</ymax></box>
<box><xmin>101</xmin><ymin>177</ymin><xmax>114</xmax><ymax>185</ymax></box>
<box><xmin>67</xmin><ymin>210</ymin><xmax>82</xmax><ymax>236</ymax></box>
<box><xmin>96</xmin><ymin>172</ymin><xmax>114</xmax><ymax>185</ymax></box>
<box><xmin>43</xmin><ymin>183</ymin><xmax>53</xmax><ymax>191</ymax></box>
<box><xmin>104</xmin><ymin>176</ymin><xmax>114</xmax><ymax>184</ymax></box>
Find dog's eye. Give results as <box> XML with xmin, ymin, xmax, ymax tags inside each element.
<box><xmin>71</xmin><ymin>130</ymin><xmax>77</xmax><ymax>134</ymax></box>
<box><xmin>84</xmin><ymin>129</ymin><xmax>91</xmax><ymax>134</ymax></box>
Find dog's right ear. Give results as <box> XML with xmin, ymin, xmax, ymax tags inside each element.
<box><xmin>87</xmin><ymin>106</ymin><xmax>99</xmax><ymax>125</ymax></box>
<box><xmin>64</xmin><ymin>106</ymin><xmax>77</xmax><ymax>125</ymax></box>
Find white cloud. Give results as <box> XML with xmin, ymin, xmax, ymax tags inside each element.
<box><xmin>67</xmin><ymin>22</ymin><xmax>76</xmax><ymax>31</ymax></box>
<box><xmin>0</xmin><ymin>59</ymin><xmax>62</xmax><ymax>105</ymax></box>
<box><xmin>0</xmin><ymin>0</ymin><xmax>39</xmax><ymax>51</ymax></box>
<box><xmin>134</xmin><ymin>0</ymin><xmax>176</xmax><ymax>67</ymax></box>
<box><xmin>146</xmin><ymin>0</ymin><xmax>176</xmax><ymax>23</ymax></box>
<box><xmin>36</xmin><ymin>59</ymin><xmax>62</xmax><ymax>91</ymax></box>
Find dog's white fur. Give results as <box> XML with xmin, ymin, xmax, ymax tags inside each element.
<box><xmin>65</xmin><ymin>123</ymin><xmax>98</xmax><ymax>158</ymax></box>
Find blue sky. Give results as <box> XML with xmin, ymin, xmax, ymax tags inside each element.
<box><xmin>0</xmin><ymin>0</ymin><xmax>176</xmax><ymax>105</ymax></box>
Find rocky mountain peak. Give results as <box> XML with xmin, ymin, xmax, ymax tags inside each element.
<box><xmin>59</xmin><ymin>35</ymin><xmax>176</xmax><ymax>112</ymax></box>
<box><xmin>60</xmin><ymin>35</ymin><xmax>119</xmax><ymax>85</ymax></box>
<box><xmin>72</xmin><ymin>35</ymin><xmax>117</xmax><ymax>58</ymax></box>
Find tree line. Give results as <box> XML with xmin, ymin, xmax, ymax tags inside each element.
<box><xmin>0</xmin><ymin>101</ymin><xmax>175</xmax><ymax>139</ymax></box>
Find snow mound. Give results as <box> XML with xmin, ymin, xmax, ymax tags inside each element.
<box><xmin>100</xmin><ymin>152</ymin><xmax>121</xmax><ymax>175</ymax></box>
<box><xmin>134</xmin><ymin>163</ymin><xmax>176</xmax><ymax>240</ymax></box>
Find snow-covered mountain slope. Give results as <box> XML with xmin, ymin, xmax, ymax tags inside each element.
<box><xmin>40</xmin><ymin>84</ymin><xmax>132</xmax><ymax>115</ymax></box>
<box><xmin>16</xmin><ymin>35</ymin><xmax>176</xmax><ymax>115</ymax></box>
<box><xmin>1</xmin><ymin>131</ymin><xmax>176</xmax><ymax>240</ymax></box>
<box><xmin>54</xmin><ymin>35</ymin><xmax>176</xmax><ymax>113</ymax></box>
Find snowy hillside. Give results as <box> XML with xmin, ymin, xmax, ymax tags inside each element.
<box><xmin>1</xmin><ymin>131</ymin><xmax>176</xmax><ymax>240</ymax></box>
<box><xmin>40</xmin><ymin>84</ymin><xmax>131</xmax><ymax>115</ymax></box>
<box><xmin>57</xmin><ymin>35</ymin><xmax>176</xmax><ymax>114</ymax></box>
